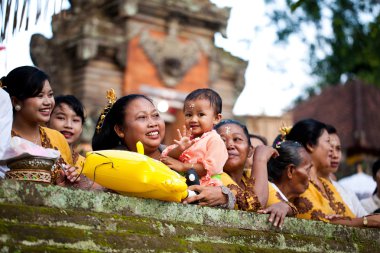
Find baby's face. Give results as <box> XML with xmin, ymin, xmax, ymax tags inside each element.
<box><xmin>49</xmin><ymin>103</ymin><xmax>83</xmax><ymax>145</ymax></box>
<box><xmin>183</xmin><ymin>98</ymin><xmax>220</xmax><ymax>137</ymax></box>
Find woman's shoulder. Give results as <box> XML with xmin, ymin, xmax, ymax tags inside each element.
<box><xmin>41</xmin><ymin>126</ymin><xmax>66</xmax><ymax>140</ymax></box>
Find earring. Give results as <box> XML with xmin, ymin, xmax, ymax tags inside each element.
<box><xmin>14</xmin><ymin>105</ymin><xmax>21</xmax><ymax>111</ymax></box>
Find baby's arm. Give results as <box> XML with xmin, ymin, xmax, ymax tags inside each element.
<box><xmin>160</xmin><ymin>156</ymin><xmax>206</xmax><ymax>177</ymax></box>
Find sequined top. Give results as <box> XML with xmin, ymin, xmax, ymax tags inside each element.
<box><xmin>221</xmin><ymin>171</ymin><xmax>261</xmax><ymax>212</ymax></box>
<box><xmin>292</xmin><ymin>177</ymin><xmax>355</xmax><ymax>222</ymax></box>
<box><xmin>12</xmin><ymin>126</ymin><xmax>73</xmax><ymax>183</ymax></box>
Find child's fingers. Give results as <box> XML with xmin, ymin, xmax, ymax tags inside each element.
<box><xmin>177</xmin><ymin>129</ymin><xmax>183</xmax><ymax>139</ymax></box>
<box><xmin>182</xmin><ymin>125</ymin><xmax>187</xmax><ymax>137</ymax></box>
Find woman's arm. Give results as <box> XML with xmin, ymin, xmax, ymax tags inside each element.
<box><xmin>251</xmin><ymin>145</ymin><xmax>278</xmax><ymax>207</ymax></box>
<box><xmin>328</xmin><ymin>214</ymin><xmax>380</xmax><ymax>228</ymax></box>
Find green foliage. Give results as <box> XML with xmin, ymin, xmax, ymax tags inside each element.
<box><xmin>265</xmin><ymin>0</ymin><xmax>380</xmax><ymax>88</ymax></box>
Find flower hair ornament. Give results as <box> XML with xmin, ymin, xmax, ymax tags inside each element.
<box><xmin>95</xmin><ymin>88</ymin><xmax>117</xmax><ymax>133</ymax></box>
<box><xmin>275</xmin><ymin>124</ymin><xmax>292</xmax><ymax>148</ymax></box>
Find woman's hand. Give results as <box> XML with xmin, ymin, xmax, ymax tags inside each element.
<box><xmin>174</xmin><ymin>126</ymin><xmax>195</xmax><ymax>152</ymax></box>
<box><xmin>254</xmin><ymin>145</ymin><xmax>279</xmax><ymax>162</ymax></box>
<box><xmin>183</xmin><ymin>185</ymin><xmax>227</xmax><ymax>207</ymax></box>
<box><xmin>257</xmin><ymin>202</ymin><xmax>290</xmax><ymax>228</ymax></box>
<box><xmin>160</xmin><ymin>156</ymin><xmax>186</xmax><ymax>172</ymax></box>
<box><xmin>56</xmin><ymin>164</ymin><xmax>81</xmax><ymax>186</ymax></box>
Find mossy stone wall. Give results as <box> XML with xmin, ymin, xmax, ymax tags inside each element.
<box><xmin>0</xmin><ymin>180</ymin><xmax>379</xmax><ymax>252</ymax></box>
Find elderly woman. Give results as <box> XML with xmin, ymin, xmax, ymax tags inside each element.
<box><xmin>287</xmin><ymin>118</ymin><xmax>380</xmax><ymax>227</ymax></box>
<box><xmin>257</xmin><ymin>141</ymin><xmax>312</xmax><ymax>227</ymax></box>
<box><xmin>185</xmin><ymin>119</ymin><xmax>274</xmax><ymax>211</ymax></box>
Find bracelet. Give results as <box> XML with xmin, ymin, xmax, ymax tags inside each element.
<box><xmin>219</xmin><ymin>186</ymin><xmax>236</xmax><ymax>210</ymax></box>
<box><xmin>363</xmin><ymin>216</ymin><xmax>368</xmax><ymax>227</ymax></box>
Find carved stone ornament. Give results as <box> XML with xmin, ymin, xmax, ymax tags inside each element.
<box><xmin>139</xmin><ymin>19</ymin><xmax>200</xmax><ymax>87</ymax></box>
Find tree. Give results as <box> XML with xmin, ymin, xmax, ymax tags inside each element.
<box><xmin>265</xmin><ymin>0</ymin><xmax>380</xmax><ymax>88</ymax></box>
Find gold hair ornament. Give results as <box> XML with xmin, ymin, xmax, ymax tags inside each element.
<box><xmin>95</xmin><ymin>88</ymin><xmax>117</xmax><ymax>133</ymax></box>
<box><xmin>275</xmin><ymin>123</ymin><xmax>292</xmax><ymax>148</ymax></box>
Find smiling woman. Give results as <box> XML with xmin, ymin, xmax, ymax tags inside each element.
<box><xmin>92</xmin><ymin>93</ymin><xmax>166</xmax><ymax>160</ymax></box>
<box><xmin>1</xmin><ymin>65</ymin><xmax>79</xmax><ymax>185</ymax></box>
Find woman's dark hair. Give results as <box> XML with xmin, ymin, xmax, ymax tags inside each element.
<box><xmin>372</xmin><ymin>159</ymin><xmax>380</xmax><ymax>181</ymax></box>
<box><xmin>325</xmin><ymin>124</ymin><xmax>337</xmax><ymax>134</ymax></box>
<box><xmin>92</xmin><ymin>94</ymin><xmax>153</xmax><ymax>151</ymax></box>
<box><xmin>268</xmin><ymin>141</ymin><xmax>305</xmax><ymax>182</ymax></box>
<box><xmin>185</xmin><ymin>88</ymin><xmax>222</xmax><ymax>115</ymax></box>
<box><xmin>54</xmin><ymin>95</ymin><xmax>85</xmax><ymax>124</ymax></box>
<box><xmin>373</xmin><ymin>159</ymin><xmax>380</xmax><ymax>195</ymax></box>
<box><xmin>286</xmin><ymin>118</ymin><xmax>327</xmax><ymax>150</ymax></box>
<box><xmin>1</xmin><ymin>66</ymin><xmax>49</xmax><ymax>101</ymax></box>
<box><xmin>214</xmin><ymin>119</ymin><xmax>251</xmax><ymax>146</ymax></box>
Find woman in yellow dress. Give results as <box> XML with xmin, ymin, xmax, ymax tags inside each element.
<box><xmin>257</xmin><ymin>141</ymin><xmax>312</xmax><ymax>228</ymax></box>
<box><xmin>286</xmin><ymin>118</ymin><xmax>380</xmax><ymax>227</ymax></box>
<box><xmin>2</xmin><ymin>66</ymin><xmax>78</xmax><ymax>185</ymax></box>
<box><xmin>185</xmin><ymin>119</ymin><xmax>275</xmax><ymax>211</ymax></box>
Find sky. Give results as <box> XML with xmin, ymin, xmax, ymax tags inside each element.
<box><xmin>0</xmin><ymin>0</ymin><xmax>314</xmax><ymax>116</ymax></box>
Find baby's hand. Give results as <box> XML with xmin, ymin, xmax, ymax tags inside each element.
<box><xmin>174</xmin><ymin>126</ymin><xmax>195</xmax><ymax>152</ymax></box>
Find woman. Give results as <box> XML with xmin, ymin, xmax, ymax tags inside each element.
<box><xmin>185</xmin><ymin>120</ymin><xmax>274</xmax><ymax>211</ymax></box>
<box><xmin>287</xmin><ymin>118</ymin><xmax>380</xmax><ymax>227</ymax></box>
<box><xmin>258</xmin><ymin>141</ymin><xmax>312</xmax><ymax>228</ymax></box>
<box><xmin>326</xmin><ymin>124</ymin><xmax>368</xmax><ymax>217</ymax></box>
<box><xmin>1</xmin><ymin>66</ymin><xmax>78</xmax><ymax>184</ymax></box>
<box><xmin>92</xmin><ymin>93</ymin><xmax>165</xmax><ymax>159</ymax></box>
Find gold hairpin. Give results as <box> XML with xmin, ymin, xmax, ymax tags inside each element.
<box><xmin>279</xmin><ymin>123</ymin><xmax>292</xmax><ymax>141</ymax></box>
<box><xmin>96</xmin><ymin>88</ymin><xmax>117</xmax><ymax>133</ymax></box>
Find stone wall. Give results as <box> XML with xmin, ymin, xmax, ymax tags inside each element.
<box><xmin>0</xmin><ymin>180</ymin><xmax>379</xmax><ymax>252</ymax></box>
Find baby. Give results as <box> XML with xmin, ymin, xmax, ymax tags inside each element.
<box><xmin>161</xmin><ymin>88</ymin><xmax>228</xmax><ymax>186</ymax></box>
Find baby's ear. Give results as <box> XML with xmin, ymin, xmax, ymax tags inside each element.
<box><xmin>213</xmin><ymin>113</ymin><xmax>222</xmax><ymax>125</ymax></box>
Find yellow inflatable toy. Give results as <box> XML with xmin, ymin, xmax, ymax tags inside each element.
<box><xmin>82</xmin><ymin>142</ymin><xmax>189</xmax><ymax>202</ymax></box>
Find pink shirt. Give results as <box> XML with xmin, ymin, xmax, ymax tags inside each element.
<box><xmin>162</xmin><ymin>130</ymin><xmax>228</xmax><ymax>186</ymax></box>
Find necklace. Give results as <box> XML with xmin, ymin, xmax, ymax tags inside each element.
<box><xmin>11</xmin><ymin>127</ymin><xmax>41</xmax><ymax>146</ymax></box>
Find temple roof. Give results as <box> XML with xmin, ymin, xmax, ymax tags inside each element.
<box><xmin>291</xmin><ymin>80</ymin><xmax>380</xmax><ymax>156</ymax></box>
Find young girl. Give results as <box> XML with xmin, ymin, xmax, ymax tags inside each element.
<box><xmin>48</xmin><ymin>95</ymin><xmax>85</xmax><ymax>169</ymax></box>
<box><xmin>160</xmin><ymin>88</ymin><xmax>228</xmax><ymax>186</ymax></box>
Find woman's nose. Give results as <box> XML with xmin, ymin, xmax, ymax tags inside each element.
<box><xmin>148</xmin><ymin>117</ymin><xmax>158</xmax><ymax>127</ymax></box>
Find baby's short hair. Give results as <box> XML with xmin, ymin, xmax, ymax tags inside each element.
<box><xmin>184</xmin><ymin>88</ymin><xmax>222</xmax><ymax>114</ymax></box>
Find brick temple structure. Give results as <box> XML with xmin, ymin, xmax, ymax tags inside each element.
<box><xmin>30</xmin><ymin>0</ymin><xmax>247</xmax><ymax>143</ymax></box>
